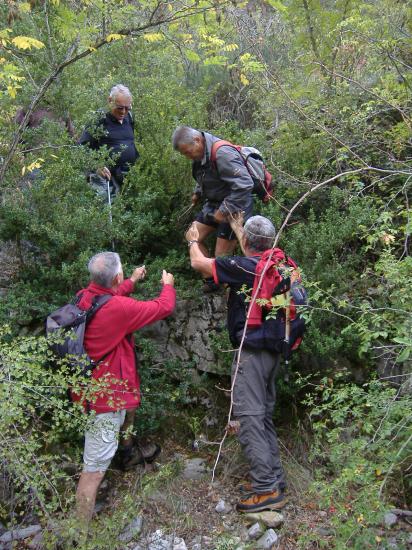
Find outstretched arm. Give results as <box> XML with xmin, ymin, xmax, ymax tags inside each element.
<box><xmin>186</xmin><ymin>223</ymin><xmax>214</xmax><ymax>278</ymax></box>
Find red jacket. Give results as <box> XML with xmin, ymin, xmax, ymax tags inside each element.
<box><xmin>72</xmin><ymin>279</ymin><xmax>176</xmax><ymax>414</ymax></box>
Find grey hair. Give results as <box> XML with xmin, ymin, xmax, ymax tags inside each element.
<box><xmin>88</xmin><ymin>252</ymin><xmax>122</xmax><ymax>288</ymax></box>
<box><xmin>109</xmin><ymin>84</ymin><xmax>132</xmax><ymax>100</ymax></box>
<box><xmin>244</xmin><ymin>216</ymin><xmax>276</xmax><ymax>252</ymax></box>
<box><xmin>172</xmin><ymin>125</ymin><xmax>202</xmax><ymax>150</ymax></box>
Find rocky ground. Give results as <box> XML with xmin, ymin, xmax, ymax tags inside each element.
<box><xmin>2</xmin><ymin>436</ymin><xmax>410</xmax><ymax>550</ymax></box>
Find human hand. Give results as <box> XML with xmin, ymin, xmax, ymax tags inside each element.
<box><xmin>97</xmin><ymin>166</ymin><xmax>111</xmax><ymax>180</ymax></box>
<box><xmin>191</xmin><ymin>193</ymin><xmax>200</xmax><ymax>206</ymax></box>
<box><xmin>186</xmin><ymin>222</ymin><xmax>200</xmax><ymax>242</ymax></box>
<box><xmin>161</xmin><ymin>270</ymin><xmax>174</xmax><ymax>286</ymax></box>
<box><xmin>130</xmin><ymin>265</ymin><xmax>146</xmax><ymax>283</ymax></box>
<box><xmin>229</xmin><ymin>211</ymin><xmax>244</xmax><ymax>228</ymax></box>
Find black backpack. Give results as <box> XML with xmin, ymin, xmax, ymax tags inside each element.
<box><xmin>46</xmin><ymin>294</ymin><xmax>112</xmax><ymax>376</ymax></box>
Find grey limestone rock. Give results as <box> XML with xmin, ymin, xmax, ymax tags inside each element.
<box><xmin>215</xmin><ymin>499</ymin><xmax>232</xmax><ymax>514</ymax></box>
<box><xmin>181</xmin><ymin>458</ymin><xmax>208</xmax><ymax>480</ymax></box>
<box><xmin>0</xmin><ymin>525</ymin><xmax>42</xmax><ymax>544</ymax></box>
<box><xmin>244</xmin><ymin>511</ymin><xmax>284</xmax><ymax>529</ymax></box>
<box><xmin>384</xmin><ymin>512</ymin><xmax>398</xmax><ymax>528</ymax></box>
<box><xmin>118</xmin><ymin>516</ymin><xmax>143</xmax><ymax>543</ymax></box>
<box><xmin>247</xmin><ymin>522</ymin><xmax>264</xmax><ymax>540</ymax></box>
<box><xmin>256</xmin><ymin>528</ymin><xmax>279</xmax><ymax>549</ymax></box>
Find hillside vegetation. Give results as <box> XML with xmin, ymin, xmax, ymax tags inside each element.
<box><xmin>0</xmin><ymin>1</ymin><xmax>410</xmax><ymax>548</ymax></box>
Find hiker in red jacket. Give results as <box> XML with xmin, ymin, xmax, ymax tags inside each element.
<box><xmin>75</xmin><ymin>251</ymin><xmax>175</xmax><ymax>523</ymax></box>
<box><xmin>186</xmin><ymin>215</ymin><xmax>304</xmax><ymax>513</ymax></box>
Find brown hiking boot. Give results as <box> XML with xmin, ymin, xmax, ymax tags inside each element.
<box><xmin>236</xmin><ymin>490</ymin><xmax>287</xmax><ymax>513</ymax></box>
<box><xmin>239</xmin><ymin>480</ymin><xmax>287</xmax><ymax>494</ymax></box>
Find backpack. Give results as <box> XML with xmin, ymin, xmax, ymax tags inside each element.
<box><xmin>243</xmin><ymin>254</ymin><xmax>308</xmax><ymax>359</ymax></box>
<box><xmin>46</xmin><ymin>294</ymin><xmax>112</xmax><ymax>376</ymax></box>
<box><xmin>210</xmin><ymin>140</ymin><xmax>274</xmax><ymax>203</ymax></box>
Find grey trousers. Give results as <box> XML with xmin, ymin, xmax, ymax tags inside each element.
<box><xmin>232</xmin><ymin>348</ymin><xmax>285</xmax><ymax>494</ymax></box>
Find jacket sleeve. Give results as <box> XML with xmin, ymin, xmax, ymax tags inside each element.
<box><xmin>215</xmin><ymin>147</ymin><xmax>254</xmax><ymax>214</ymax></box>
<box><xmin>78</xmin><ymin>125</ymin><xmax>99</xmax><ymax>149</ymax></box>
<box><xmin>120</xmin><ymin>284</ymin><xmax>176</xmax><ymax>333</ymax></box>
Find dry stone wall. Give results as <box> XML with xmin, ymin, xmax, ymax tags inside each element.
<box><xmin>139</xmin><ymin>294</ymin><xmax>230</xmax><ymax>374</ymax></box>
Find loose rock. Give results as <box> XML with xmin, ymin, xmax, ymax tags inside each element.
<box><xmin>384</xmin><ymin>512</ymin><xmax>398</xmax><ymax>528</ymax></box>
<box><xmin>244</xmin><ymin>511</ymin><xmax>284</xmax><ymax>529</ymax></box>
<box><xmin>256</xmin><ymin>528</ymin><xmax>279</xmax><ymax>549</ymax></box>
<box><xmin>119</xmin><ymin>516</ymin><xmax>143</xmax><ymax>543</ymax></box>
<box><xmin>247</xmin><ymin>522</ymin><xmax>264</xmax><ymax>540</ymax></box>
<box><xmin>181</xmin><ymin>458</ymin><xmax>208</xmax><ymax>480</ymax></box>
<box><xmin>215</xmin><ymin>499</ymin><xmax>232</xmax><ymax>514</ymax></box>
<box><xmin>0</xmin><ymin>525</ymin><xmax>42</xmax><ymax>544</ymax></box>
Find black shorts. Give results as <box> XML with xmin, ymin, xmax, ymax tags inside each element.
<box><xmin>195</xmin><ymin>198</ymin><xmax>254</xmax><ymax>241</ymax></box>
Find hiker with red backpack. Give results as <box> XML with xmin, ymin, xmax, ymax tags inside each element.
<box><xmin>173</xmin><ymin>125</ymin><xmax>263</xmax><ymax>292</ymax></box>
<box><xmin>71</xmin><ymin>252</ymin><xmax>175</xmax><ymax>523</ymax></box>
<box><xmin>186</xmin><ymin>215</ymin><xmax>306</xmax><ymax>513</ymax></box>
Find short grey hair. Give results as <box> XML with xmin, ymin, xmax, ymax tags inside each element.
<box><xmin>244</xmin><ymin>216</ymin><xmax>276</xmax><ymax>252</ymax></box>
<box><xmin>109</xmin><ymin>84</ymin><xmax>132</xmax><ymax>101</ymax></box>
<box><xmin>88</xmin><ymin>252</ymin><xmax>122</xmax><ymax>288</ymax></box>
<box><xmin>172</xmin><ymin>125</ymin><xmax>202</xmax><ymax>150</ymax></box>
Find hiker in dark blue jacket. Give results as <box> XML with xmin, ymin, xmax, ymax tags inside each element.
<box><xmin>172</xmin><ymin>125</ymin><xmax>254</xmax><ymax>291</ymax></box>
<box><xmin>79</xmin><ymin>84</ymin><xmax>139</xmax><ymax>198</ymax></box>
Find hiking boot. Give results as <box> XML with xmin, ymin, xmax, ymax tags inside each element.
<box><xmin>236</xmin><ymin>490</ymin><xmax>287</xmax><ymax>513</ymax></box>
<box><xmin>114</xmin><ymin>441</ymin><xmax>161</xmax><ymax>471</ymax></box>
<box><xmin>239</xmin><ymin>481</ymin><xmax>287</xmax><ymax>495</ymax></box>
<box><xmin>137</xmin><ymin>441</ymin><xmax>161</xmax><ymax>463</ymax></box>
<box><xmin>115</xmin><ymin>444</ymin><xmax>144</xmax><ymax>471</ymax></box>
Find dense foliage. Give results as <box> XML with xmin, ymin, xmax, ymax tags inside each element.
<box><xmin>0</xmin><ymin>0</ymin><xmax>410</xmax><ymax>547</ymax></box>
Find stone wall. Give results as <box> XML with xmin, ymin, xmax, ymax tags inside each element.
<box><xmin>139</xmin><ymin>294</ymin><xmax>230</xmax><ymax>374</ymax></box>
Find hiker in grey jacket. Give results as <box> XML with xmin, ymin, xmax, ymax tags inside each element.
<box><xmin>172</xmin><ymin>126</ymin><xmax>254</xmax><ymax>290</ymax></box>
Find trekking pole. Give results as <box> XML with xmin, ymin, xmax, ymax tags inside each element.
<box><xmin>106</xmin><ymin>177</ymin><xmax>115</xmax><ymax>251</ymax></box>
<box><xmin>283</xmin><ymin>292</ymin><xmax>291</xmax><ymax>382</ymax></box>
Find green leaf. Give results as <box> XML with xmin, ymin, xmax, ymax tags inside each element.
<box><xmin>265</xmin><ymin>0</ymin><xmax>287</xmax><ymax>12</ymax></box>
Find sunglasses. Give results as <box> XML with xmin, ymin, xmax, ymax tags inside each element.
<box><xmin>114</xmin><ymin>104</ymin><xmax>131</xmax><ymax>112</ymax></box>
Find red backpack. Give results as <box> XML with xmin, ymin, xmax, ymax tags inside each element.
<box><xmin>210</xmin><ymin>140</ymin><xmax>274</xmax><ymax>203</ymax></box>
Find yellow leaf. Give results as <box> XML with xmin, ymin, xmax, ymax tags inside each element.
<box><xmin>19</xmin><ymin>2</ymin><xmax>32</xmax><ymax>12</ymax></box>
<box><xmin>240</xmin><ymin>73</ymin><xmax>250</xmax><ymax>86</ymax></box>
<box><xmin>0</xmin><ymin>58</ymin><xmax>6</xmax><ymax>64</ymax></box>
<box><xmin>142</xmin><ymin>33</ymin><xmax>164</xmax><ymax>43</ymax></box>
<box><xmin>27</xmin><ymin>158</ymin><xmax>45</xmax><ymax>172</ymax></box>
<box><xmin>22</xmin><ymin>166</ymin><xmax>26</xmax><ymax>175</ymax></box>
<box><xmin>375</xmin><ymin>468</ymin><xmax>382</xmax><ymax>476</ymax></box>
<box><xmin>376</xmin><ymin>536</ymin><xmax>382</xmax><ymax>543</ymax></box>
<box><xmin>12</xmin><ymin>36</ymin><xmax>44</xmax><ymax>50</ymax></box>
<box><xmin>222</xmin><ymin>43</ymin><xmax>239</xmax><ymax>52</ymax></box>
<box><xmin>7</xmin><ymin>85</ymin><xmax>17</xmax><ymax>98</ymax></box>
<box><xmin>106</xmin><ymin>34</ymin><xmax>125</xmax><ymax>42</ymax></box>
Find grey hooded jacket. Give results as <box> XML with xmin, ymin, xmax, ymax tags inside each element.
<box><xmin>192</xmin><ymin>132</ymin><xmax>254</xmax><ymax>215</ymax></box>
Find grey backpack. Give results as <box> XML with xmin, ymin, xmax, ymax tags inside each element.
<box><xmin>46</xmin><ymin>294</ymin><xmax>112</xmax><ymax>375</ymax></box>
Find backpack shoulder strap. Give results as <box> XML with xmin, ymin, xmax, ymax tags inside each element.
<box><xmin>210</xmin><ymin>140</ymin><xmax>241</xmax><ymax>166</ymax></box>
<box><xmin>86</xmin><ymin>294</ymin><xmax>112</xmax><ymax>322</ymax></box>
